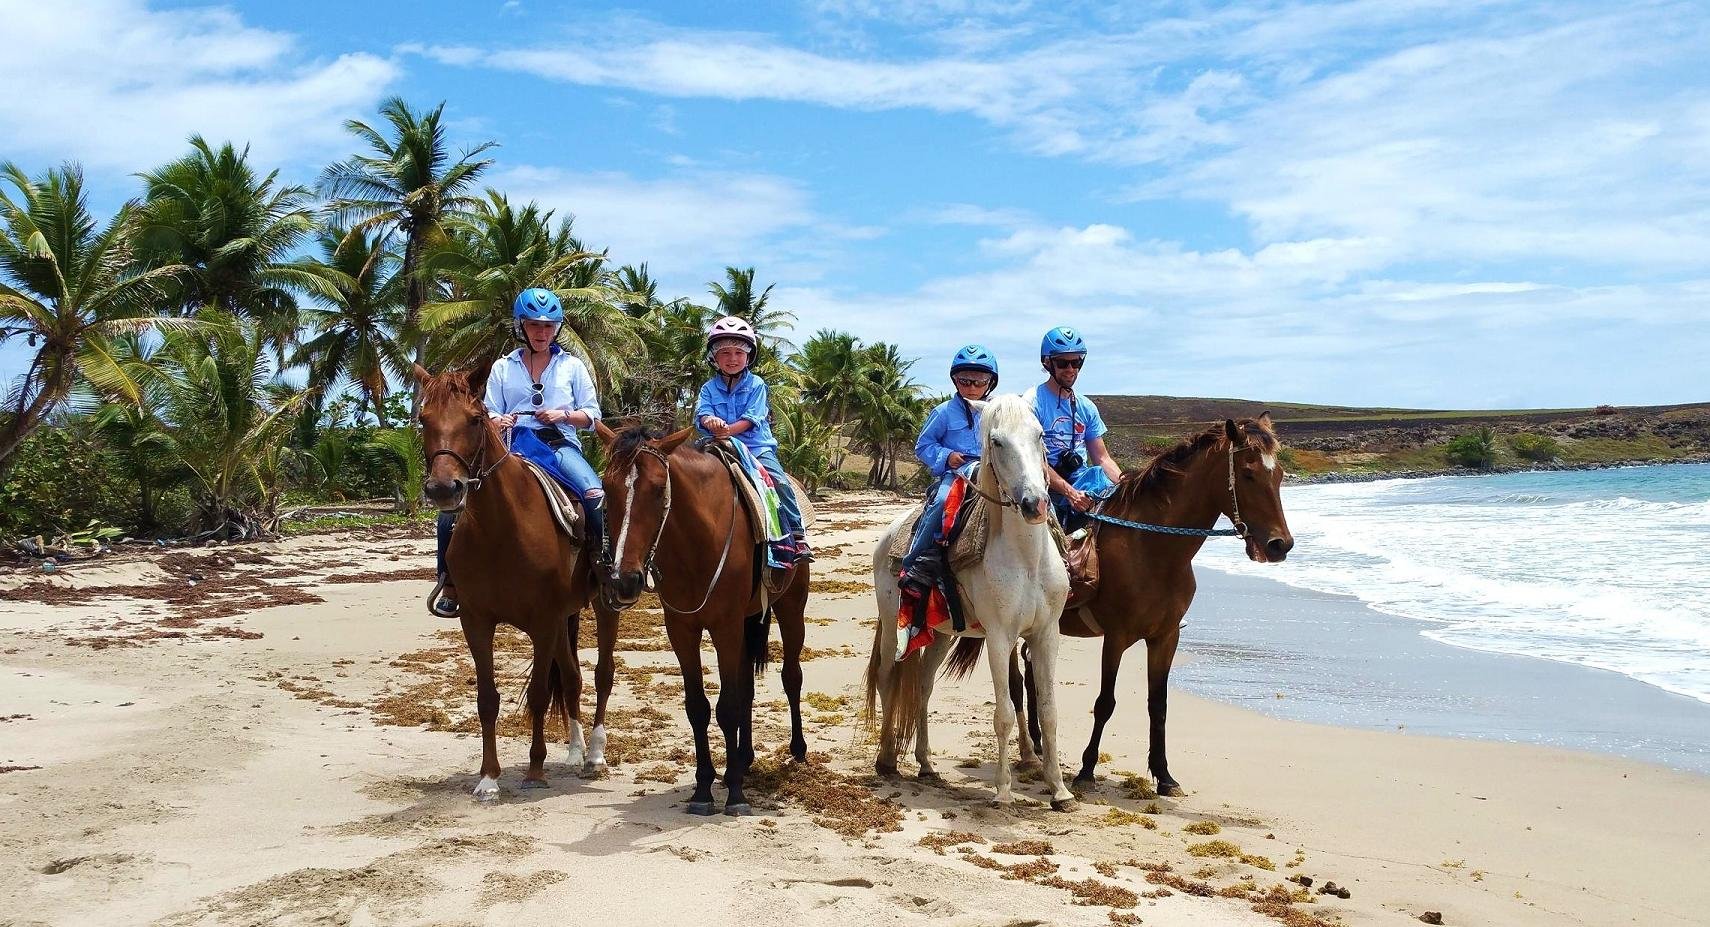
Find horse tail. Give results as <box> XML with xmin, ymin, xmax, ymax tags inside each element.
<box><xmin>944</xmin><ymin>635</ymin><xmax>986</xmax><ymax>681</ymax></box>
<box><xmin>863</xmin><ymin>632</ymin><xmax>883</xmax><ymax>725</ymax></box>
<box><xmin>885</xmin><ymin>651</ymin><xmax>926</xmax><ymax>750</ymax></box>
<box><xmin>526</xmin><ymin>625</ymin><xmax>575</xmax><ymax>739</ymax></box>
<box><xmin>746</xmin><ymin>607</ymin><xmax>773</xmax><ymax>677</ymax></box>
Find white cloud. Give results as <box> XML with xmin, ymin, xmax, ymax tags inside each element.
<box><xmin>0</xmin><ymin>0</ymin><xmax>399</xmax><ymax>172</ymax></box>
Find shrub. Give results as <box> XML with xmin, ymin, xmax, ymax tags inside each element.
<box><xmin>1445</xmin><ymin>427</ymin><xmax>1497</xmax><ymax>469</ymax></box>
<box><xmin>0</xmin><ymin>425</ymin><xmax>137</xmax><ymax>539</ymax></box>
<box><xmin>1507</xmin><ymin>432</ymin><xmax>1561</xmax><ymax>463</ymax></box>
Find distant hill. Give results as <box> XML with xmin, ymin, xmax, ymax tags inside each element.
<box><xmin>1090</xmin><ymin>395</ymin><xmax>1710</xmax><ymax>476</ymax></box>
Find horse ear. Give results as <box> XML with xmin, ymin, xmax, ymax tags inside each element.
<box><xmin>657</xmin><ymin>426</ymin><xmax>697</xmax><ymax>455</ymax></box>
<box><xmin>1224</xmin><ymin>418</ymin><xmax>1242</xmax><ymax>444</ymax></box>
<box><xmin>594</xmin><ymin>419</ymin><xmax>617</xmax><ymax>449</ymax></box>
<box><xmin>464</xmin><ymin>356</ymin><xmax>497</xmax><ymax>398</ymax></box>
<box><xmin>1257</xmin><ymin>410</ymin><xmax>1274</xmax><ymax>430</ymax></box>
<box><xmin>412</xmin><ymin>363</ymin><xmax>432</xmax><ymax>389</ymax></box>
<box><xmin>968</xmin><ymin>399</ymin><xmax>989</xmax><ymax>415</ymax></box>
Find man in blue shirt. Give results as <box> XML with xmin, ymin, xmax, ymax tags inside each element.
<box><xmin>898</xmin><ymin>345</ymin><xmax>999</xmax><ymax>594</ymax></box>
<box><xmin>1033</xmin><ymin>326</ymin><xmax>1122</xmax><ymax>528</ymax></box>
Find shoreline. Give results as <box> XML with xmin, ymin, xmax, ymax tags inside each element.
<box><xmin>1177</xmin><ymin>566</ymin><xmax>1710</xmax><ymax>776</ymax></box>
<box><xmin>1288</xmin><ymin>454</ymin><xmax>1710</xmax><ymax>485</ymax></box>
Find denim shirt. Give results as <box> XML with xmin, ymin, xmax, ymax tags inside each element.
<box><xmin>484</xmin><ymin>345</ymin><xmax>602</xmax><ymax>449</ymax></box>
<box><xmin>695</xmin><ymin>371</ymin><xmax>777</xmax><ymax>454</ymax></box>
<box><xmin>915</xmin><ymin>397</ymin><xmax>984</xmax><ymax>477</ymax></box>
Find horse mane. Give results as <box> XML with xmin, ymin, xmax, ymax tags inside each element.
<box><xmin>979</xmin><ymin>393</ymin><xmax>1035</xmax><ymax>445</ymax></box>
<box><xmin>418</xmin><ymin>367</ymin><xmax>479</xmax><ymax>408</ymax></box>
<box><xmin>1109</xmin><ymin>417</ymin><xmax>1280</xmax><ymax>507</ymax></box>
<box><xmin>606</xmin><ymin>423</ymin><xmax>660</xmax><ymax>470</ymax></box>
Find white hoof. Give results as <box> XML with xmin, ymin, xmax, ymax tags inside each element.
<box><xmin>473</xmin><ymin>776</ymin><xmax>500</xmax><ymax>801</ymax></box>
<box><xmin>583</xmin><ymin>724</ymin><xmax>608</xmax><ymax>775</ymax></box>
<box><xmin>994</xmin><ymin>789</ymin><xmax>1015</xmax><ymax>805</ymax></box>
<box><xmin>567</xmin><ymin>719</ymin><xmax>587</xmax><ymax>768</ymax></box>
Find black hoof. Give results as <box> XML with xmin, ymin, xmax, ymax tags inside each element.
<box><xmin>875</xmin><ymin>763</ymin><xmax>900</xmax><ymax>778</ymax></box>
<box><xmin>1051</xmin><ymin>797</ymin><xmax>1078</xmax><ymax>812</ymax></box>
<box><xmin>917</xmin><ymin>769</ymin><xmax>942</xmax><ymax>782</ymax></box>
<box><xmin>520</xmin><ymin>778</ymin><xmax>550</xmax><ymax>790</ymax></box>
<box><xmin>1073</xmin><ymin>771</ymin><xmax>1098</xmax><ymax>786</ymax></box>
<box><xmin>791</xmin><ymin>743</ymin><xmax>808</xmax><ymax>763</ymax></box>
<box><xmin>685</xmin><ymin>800</ymin><xmax>717</xmax><ymax>816</ymax></box>
<box><xmin>1157</xmin><ymin>782</ymin><xmax>1185</xmax><ymax>797</ymax></box>
<box><xmin>724</xmin><ymin>802</ymin><xmax>753</xmax><ymax>816</ymax></box>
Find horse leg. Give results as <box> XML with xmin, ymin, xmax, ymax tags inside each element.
<box><xmin>1147</xmin><ymin>630</ymin><xmax>1185</xmax><ymax>797</ymax></box>
<box><xmin>585</xmin><ymin>598</ymin><xmax>619</xmax><ymax>776</ymax></box>
<box><xmin>522</xmin><ymin>625</ymin><xmax>555</xmax><ymax>788</ymax></box>
<box><xmin>1076</xmin><ymin>633</ymin><xmax>1134</xmax><ymax>785</ymax></box>
<box><xmin>914</xmin><ymin>634</ymin><xmax>952</xmax><ymax>779</ymax></box>
<box><xmin>669</xmin><ymin>620</ymin><xmax>717</xmax><ymax>815</ymax></box>
<box><xmin>983</xmin><ymin>629</ymin><xmax>1019</xmax><ymax>804</ymax></box>
<box><xmin>565</xmin><ymin>610</ymin><xmax>588</xmax><ymax>770</ymax></box>
<box><xmin>1008</xmin><ymin>646</ymin><xmax>1039</xmax><ymax>769</ymax></box>
<box><xmin>1025</xmin><ymin>626</ymin><xmax>1076</xmax><ymax>811</ymax></box>
<box><xmin>777</xmin><ymin>581</ymin><xmax>808</xmax><ymax>762</ymax></box>
<box><xmin>461</xmin><ymin>617</ymin><xmax>502</xmax><ymax>801</ymax></box>
<box><xmin>1023</xmin><ymin>641</ymin><xmax>1043</xmax><ymax>758</ymax></box>
<box><xmin>713</xmin><ymin>621</ymin><xmax>754</xmax><ymax>816</ymax></box>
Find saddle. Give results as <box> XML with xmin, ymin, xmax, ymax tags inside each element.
<box><xmin>1054</xmin><ymin>517</ymin><xmax>1101</xmax><ymax>609</ymax></box>
<box><xmin>519</xmin><ymin>457</ymin><xmax>582</xmax><ymax>546</ymax></box>
<box><xmin>885</xmin><ymin>488</ymin><xmax>991</xmax><ymax>573</ymax></box>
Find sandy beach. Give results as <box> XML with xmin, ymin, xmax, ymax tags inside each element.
<box><xmin>3</xmin><ymin>492</ymin><xmax>1708</xmax><ymax>927</ymax></box>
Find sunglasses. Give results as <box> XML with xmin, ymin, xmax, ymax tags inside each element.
<box><xmin>530</xmin><ymin>382</ymin><xmax>544</xmax><ymax>406</ymax></box>
<box><xmin>1050</xmin><ymin>357</ymin><xmax>1085</xmax><ymax>370</ymax></box>
<box><xmin>953</xmin><ymin>376</ymin><xmax>992</xmax><ymax>388</ymax></box>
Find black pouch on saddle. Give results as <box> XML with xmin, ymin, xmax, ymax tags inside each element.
<box><xmin>1052</xmin><ymin>451</ymin><xmax>1085</xmax><ymax>481</ymax></box>
<box><xmin>538</xmin><ymin>424</ymin><xmax>574</xmax><ymax>449</ymax></box>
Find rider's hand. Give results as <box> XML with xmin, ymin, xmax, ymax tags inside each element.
<box><xmin>1070</xmin><ymin>489</ymin><xmax>1094</xmax><ymax>511</ymax></box>
<box><xmin>535</xmin><ymin>408</ymin><xmax>564</xmax><ymax>425</ymax></box>
<box><xmin>947</xmin><ymin>452</ymin><xmax>966</xmax><ymax>470</ymax></box>
<box><xmin>702</xmin><ymin>416</ymin><xmax>729</xmax><ymax>438</ymax></box>
<box><xmin>493</xmin><ymin>413</ymin><xmax>517</xmax><ymax>428</ymax></box>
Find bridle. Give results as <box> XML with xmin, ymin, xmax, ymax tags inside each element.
<box><xmin>1085</xmin><ymin>440</ymin><xmax>1256</xmax><ymax>540</ymax></box>
<box><xmin>607</xmin><ymin>444</ymin><xmax>738</xmax><ymax>615</ymax></box>
<box><xmin>426</xmin><ymin>417</ymin><xmax>512</xmax><ymax>511</ymax></box>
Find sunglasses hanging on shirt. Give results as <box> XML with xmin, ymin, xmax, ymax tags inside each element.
<box><xmin>530</xmin><ymin>382</ymin><xmax>545</xmax><ymax>406</ymax></box>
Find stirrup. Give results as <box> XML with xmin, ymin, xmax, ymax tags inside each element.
<box><xmin>427</xmin><ymin>578</ymin><xmax>460</xmax><ymax>618</ymax></box>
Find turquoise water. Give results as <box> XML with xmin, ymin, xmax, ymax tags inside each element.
<box><xmin>1200</xmin><ymin>463</ymin><xmax>1710</xmax><ymax>704</ymax></box>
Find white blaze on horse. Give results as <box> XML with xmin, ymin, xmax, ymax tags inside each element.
<box><xmin>865</xmin><ymin>393</ymin><xmax>1075</xmax><ymax>809</ymax></box>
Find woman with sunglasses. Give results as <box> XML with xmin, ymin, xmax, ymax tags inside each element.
<box><xmin>1033</xmin><ymin>326</ymin><xmax>1121</xmax><ymax>529</ymax></box>
<box><xmin>430</xmin><ymin>288</ymin><xmax>606</xmax><ymax>617</ymax></box>
<box><xmin>898</xmin><ymin>345</ymin><xmax>1000</xmax><ymax>596</ymax></box>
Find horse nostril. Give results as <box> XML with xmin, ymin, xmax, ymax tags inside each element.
<box><xmin>1266</xmin><ymin>537</ymin><xmax>1294</xmax><ymax>560</ymax></box>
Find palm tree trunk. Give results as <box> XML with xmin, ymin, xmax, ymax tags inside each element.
<box><xmin>402</xmin><ymin>230</ymin><xmax>426</xmax><ymax>421</ymax></box>
<box><xmin>0</xmin><ymin>360</ymin><xmax>71</xmax><ymax>485</ymax></box>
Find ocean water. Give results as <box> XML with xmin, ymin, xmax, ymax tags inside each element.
<box><xmin>1198</xmin><ymin>463</ymin><xmax>1710</xmax><ymax>706</ymax></box>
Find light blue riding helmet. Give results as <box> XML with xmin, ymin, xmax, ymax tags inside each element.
<box><xmin>1040</xmin><ymin>326</ymin><xmax>1087</xmax><ymax>360</ymax></box>
<box><xmin>950</xmin><ymin>344</ymin><xmax>999</xmax><ymax>396</ymax></box>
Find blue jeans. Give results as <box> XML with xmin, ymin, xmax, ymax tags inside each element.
<box><xmin>902</xmin><ymin>461</ymin><xmax>978</xmax><ymax>572</ymax></box>
<box><xmin>752</xmin><ymin>448</ymin><xmax>804</xmax><ymax>538</ymax></box>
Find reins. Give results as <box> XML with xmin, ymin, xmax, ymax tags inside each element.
<box><xmin>1085</xmin><ymin>441</ymin><xmax>1250</xmax><ymax>539</ymax></box>
<box><xmin>610</xmin><ymin>443</ymin><xmax>739</xmax><ymax>615</ymax></box>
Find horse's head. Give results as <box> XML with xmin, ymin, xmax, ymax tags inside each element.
<box><xmin>413</xmin><ymin>360</ymin><xmax>498</xmax><ymax>512</ymax></box>
<box><xmin>1224</xmin><ymin>413</ymin><xmax>1295</xmax><ymax>563</ymax></box>
<box><xmin>595</xmin><ymin>421</ymin><xmax>694</xmax><ymax>607</ymax></box>
<box><xmin>975</xmin><ymin>393</ymin><xmax>1051</xmax><ymax>524</ymax></box>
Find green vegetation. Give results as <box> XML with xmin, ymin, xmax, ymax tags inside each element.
<box><xmin>0</xmin><ymin>99</ymin><xmax>927</xmax><ymax>542</ymax></box>
<box><xmin>1507</xmin><ymin>432</ymin><xmax>1561</xmax><ymax>462</ymax></box>
<box><xmin>1445</xmin><ymin>427</ymin><xmax>1498</xmax><ymax>469</ymax></box>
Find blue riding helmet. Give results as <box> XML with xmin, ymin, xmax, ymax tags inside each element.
<box><xmin>950</xmin><ymin>344</ymin><xmax>999</xmax><ymax>379</ymax></box>
<box><xmin>1040</xmin><ymin>326</ymin><xmax>1087</xmax><ymax>360</ymax></box>
<box><xmin>513</xmin><ymin>288</ymin><xmax>564</xmax><ymax>324</ymax></box>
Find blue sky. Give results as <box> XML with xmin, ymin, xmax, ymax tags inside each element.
<box><xmin>3</xmin><ymin>0</ymin><xmax>1708</xmax><ymax>408</ymax></box>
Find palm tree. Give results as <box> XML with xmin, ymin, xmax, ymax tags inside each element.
<box><xmin>320</xmin><ymin>97</ymin><xmax>496</xmax><ymax>407</ymax></box>
<box><xmin>615</xmin><ymin>263</ymin><xmax>660</xmax><ymax>318</ymax></box>
<box><xmin>0</xmin><ymin>162</ymin><xmax>186</xmax><ymax>480</ymax></box>
<box><xmin>847</xmin><ymin>342</ymin><xmax>927</xmax><ymax>487</ymax></box>
<box><xmin>419</xmin><ymin>190</ymin><xmax>639</xmax><ymax>388</ymax></box>
<box><xmin>152</xmin><ymin>310</ymin><xmax>310</xmax><ymax>538</ymax></box>
<box><xmin>131</xmin><ymin>137</ymin><xmax>329</xmax><ymax>356</ymax></box>
<box><xmin>291</xmin><ymin>229</ymin><xmax>407</xmax><ymax>426</ymax></box>
<box><xmin>794</xmin><ymin>328</ymin><xmax>887</xmax><ymax>472</ymax></box>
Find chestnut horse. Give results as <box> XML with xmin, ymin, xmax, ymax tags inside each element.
<box><xmin>596</xmin><ymin>423</ymin><xmax>810</xmax><ymax>816</ymax></box>
<box><xmin>416</xmin><ymin>362</ymin><xmax>619</xmax><ymax>801</ymax></box>
<box><xmin>1010</xmin><ymin>415</ymin><xmax>1294</xmax><ymax>796</ymax></box>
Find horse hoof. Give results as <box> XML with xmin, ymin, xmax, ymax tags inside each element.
<box><xmin>1051</xmin><ymin>797</ymin><xmax>1078</xmax><ymax>813</ymax></box>
<box><xmin>521</xmin><ymin>778</ymin><xmax>549</xmax><ymax>790</ymax></box>
<box><xmin>581</xmin><ymin>761</ymin><xmax>608</xmax><ymax>779</ymax></box>
<box><xmin>875</xmin><ymin>762</ymin><xmax>900</xmax><ymax>778</ymax></box>
<box><xmin>917</xmin><ymin>769</ymin><xmax>942</xmax><ymax>782</ymax></box>
<box><xmin>1072</xmin><ymin>772</ymin><xmax>1098</xmax><ymax>788</ymax></box>
<box><xmin>685</xmin><ymin>801</ymin><xmax>717</xmax><ymax>816</ymax></box>
<box><xmin>724</xmin><ymin>803</ymin><xmax>753</xmax><ymax>817</ymax></box>
<box><xmin>473</xmin><ymin>777</ymin><xmax>500</xmax><ymax>801</ymax></box>
<box><xmin>1157</xmin><ymin>782</ymin><xmax>1185</xmax><ymax>798</ymax></box>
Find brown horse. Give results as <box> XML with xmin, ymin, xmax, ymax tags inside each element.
<box><xmin>416</xmin><ymin>362</ymin><xmax>619</xmax><ymax>801</ymax></box>
<box><xmin>1013</xmin><ymin>415</ymin><xmax>1293</xmax><ymax>796</ymax></box>
<box><xmin>595</xmin><ymin>423</ymin><xmax>810</xmax><ymax>816</ymax></box>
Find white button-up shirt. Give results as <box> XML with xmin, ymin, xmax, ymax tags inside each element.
<box><xmin>485</xmin><ymin>345</ymin><xmax>602</xmax><ymax>447</ymax></box>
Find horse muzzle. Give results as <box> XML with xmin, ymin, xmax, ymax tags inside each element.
<box><xmin>1248</xmin><ymin>533</ymin><xmax>1294</xmax><ymax>563</ymax></box>
<box><xmin>423</xmin><ymin>477</ymin><xmax>468</xmax><ymax>511</ymax></box>
<box><xmin>603</xmin><ymin>570</ymin><xmax>646</xmax><ymax>609</ymax></box>
<box><xmin>1017</xmin><ymin>494</ymin><xmax>1048</xmax><ymax>525</ymax></box>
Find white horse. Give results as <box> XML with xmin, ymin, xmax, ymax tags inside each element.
<box><xmin>864</xmin><ymin>393</ymin><xmax>1074</xmax><ymax>809</ymax></box>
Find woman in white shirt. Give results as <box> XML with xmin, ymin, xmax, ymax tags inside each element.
<box><xmin>432</xmin><ymin>288</ymin><xmax>605</xmax><ymax>617</ymax></box>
